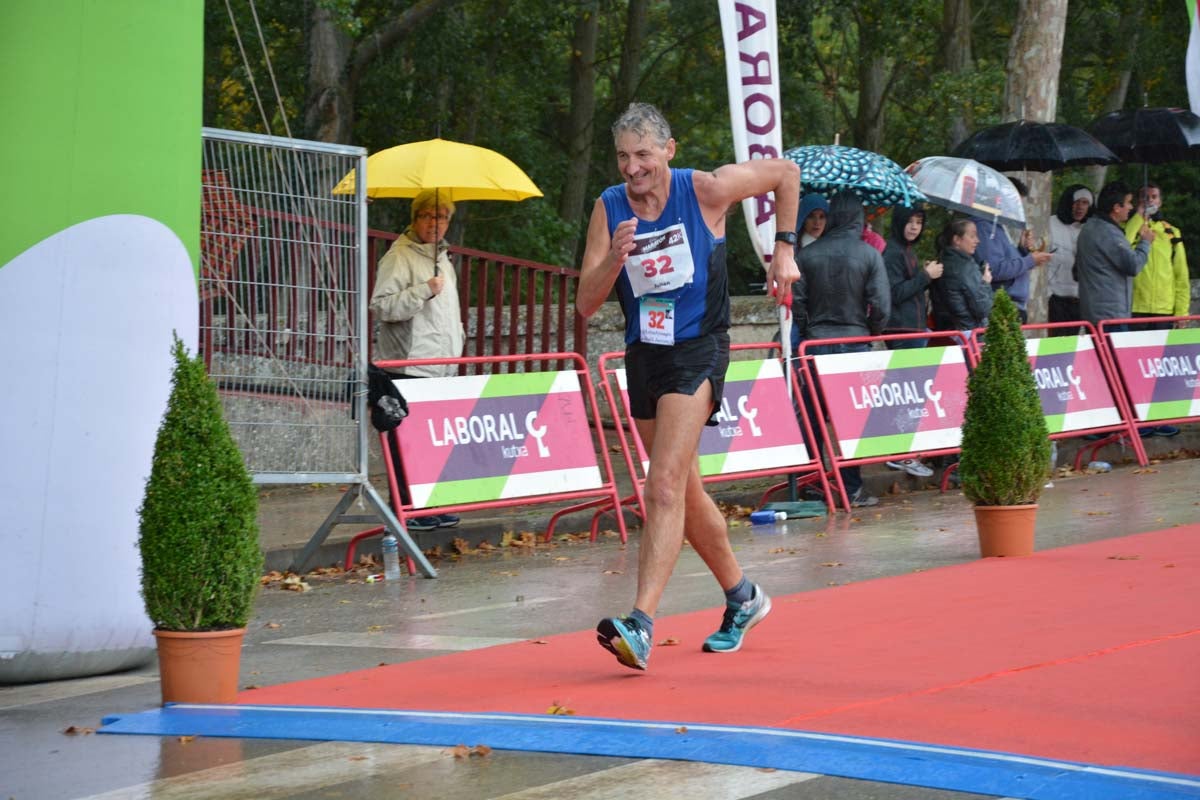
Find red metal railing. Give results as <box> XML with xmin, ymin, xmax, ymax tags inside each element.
<box><xmin>199</xmin><ymin>201</ymin><xmax>587</xmax><ymax>371</ymax></box>
<box><xmin>367</xmin><ymin>229</ymin><xmax>588</xmax><ymax>373</ymax></box>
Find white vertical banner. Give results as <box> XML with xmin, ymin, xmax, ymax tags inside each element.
<box><xmin>719</xmin><ymin>0</ymin><xmax>784</xmax><ymax>270</ymax></box>
<box><xmin>1188</xmin><ymin>0</ymin><xmax>1200</xmax><ymax>115</ymax></box>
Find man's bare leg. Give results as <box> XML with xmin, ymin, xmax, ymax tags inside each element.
<box><xmin>595</xmin><ymin>386</ymin><xmax>713</xmax><ymax>670</ymax></box>
<box><xmin>631</xmin><ymin>387</ymin><xmax>716</xmax><ymax>616</ymax></box>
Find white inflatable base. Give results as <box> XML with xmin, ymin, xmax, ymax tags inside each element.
<box><xmin>0</xmin><ymin>215</ymin><xmax>198</xmax><ymax>684</ymax></box>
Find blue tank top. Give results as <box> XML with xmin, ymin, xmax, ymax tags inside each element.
<box><xmin>601</xmin><ymin>168</ymin><xmax>729</xmax><ymax>345</ymax></box>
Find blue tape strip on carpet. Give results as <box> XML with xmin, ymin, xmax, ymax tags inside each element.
<box><xmin>99</xmin><ymin>704</ymin><xmax>1200</xmax><ymax>800</ymax></box>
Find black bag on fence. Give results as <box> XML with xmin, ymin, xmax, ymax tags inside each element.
<box><xmin>367</xmin><ymin>364</ymin><xmax>409</xmax><ymax>432</ymax></box>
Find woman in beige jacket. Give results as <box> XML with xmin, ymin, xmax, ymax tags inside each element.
<box><xmin>369</xmin><ymin>190</ymin><xmax>465</xmax><ymax>529</ymax></box>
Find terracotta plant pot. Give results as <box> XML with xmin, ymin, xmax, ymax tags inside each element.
<box><xmin>153</xmin><ymin>628</ymin><xmax>246</xmax><ymax>704</ymax></box>
<box><xmin>973</xmin><ymin>504</ymin><xmax>1037</xmax><ymax>557</ymax></box>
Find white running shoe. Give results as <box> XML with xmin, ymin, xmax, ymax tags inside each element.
<box><xmin>885</xmin><ymin>459</ymin><xmax>934</xmax><ymax>478</ymax></box>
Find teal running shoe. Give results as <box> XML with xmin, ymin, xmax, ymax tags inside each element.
<box><xmin>596</xmin><ymin>616</ymin><xmax>651</xmax><ymax>670</ymax></box>
<box><xmin>703</xmin><ymin>585</ymin><xmax>772</xmax><ymax>653</ymax></box>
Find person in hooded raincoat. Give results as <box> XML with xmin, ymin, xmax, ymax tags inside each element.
<box><xmin>792</xmin><ymin>191</ymin><xmax>891</xmax><ymax>508</ymax></box>
<box><xmin>1046</xmin><ymin>184</ymin><xmax>1093</xmax><ymax>337</ymax></box>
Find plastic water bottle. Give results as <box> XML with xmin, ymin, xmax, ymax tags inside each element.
<box><xmin>381</xmin><ymin>533</ymin><xmax>401</xmax><ymax>581</ymax></box>
<box><xmin>1087</xmin><ymin>460</ymin><xmax>1112</xmax><ymax>473</ymax></box>
<box><xmin>750</xmin><ymin>510</ymin><xmax>787</xmax><ymax>524</ymax></box>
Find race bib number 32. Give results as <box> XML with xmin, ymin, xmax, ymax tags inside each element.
<box><xmin>639</xmin><ymin>296</ymin><xmax>676</xmax><ymax>345</ymax></box>
<box><xmin>623</xmin><ymin>223</ymin><xmax>695</xmax><ymax>297</ymax></box>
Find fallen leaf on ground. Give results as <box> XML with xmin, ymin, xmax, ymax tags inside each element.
<box><xmin>447</xmin><ymin>743</ymin><xmax>489</xmax><ymax>758</ymax></box>
<box><xmin>177</xmin><ymin>735</ymin><xmax>195</xmax><ymax>744</ymax></box>
<box><xmin>1086</xmin><ymin>511</ymin><xmax>1111</xmax><ymax>516</ymax></box>
<box><xmin>820</xmin><ymin>561</ymin><xmax>843</xmax><ymax>567</ymax></box>
<box><xmin>264</xmin><ymin>622</ymin><xmax>281</xmax><ymax>629</ymax></box>
<box><xmin>348</xmin><ymin>755</ymin><xmax>368</xmax><ymax>761</ymax></box>
<box><xmin>675</xmin><ymin>726</ymin><xmax>688</xmax><ymax>734</ymax></box>
<box><xmin>657</xmin><ymin>637</ymin><xmax>681</xmax><ymax>646</ymax></box>
<box><xmin>1107</xmin><ymin>554</ymin><xmax>1140</xmax><ymax>560</ymax></box>
<box><xmin>546</xmin><ymin>703</ymin><xmax>576</xmax><ymax>716</ymax></box>
<box><xmin>602</xmin><ymin>569</ymin><xmax>623</xmax><ymax>575</ymax></box>
<box><xmin>529</xmin><ymin>639</ymin><xmax>549</xmax><ymax>645</ymax></box>
<box><xmin>63</xmin><ymin>726</ymin><xmax>95</xmax><ymax>735</ymax></box>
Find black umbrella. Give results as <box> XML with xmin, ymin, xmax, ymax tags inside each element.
<box><xmin>1088</xmin><ymin>107</ymin><xmax>1200</xmax><ymax>164</ymax></box>
<box><xmin>951</xmin><ymin>120</ymin><xmax>1119</xmax><ymax>172</ymax></box>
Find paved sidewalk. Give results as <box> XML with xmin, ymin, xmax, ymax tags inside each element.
<box><xmin>259</xmin><ymin>428</ymin><xmax>1198</xmax><ymax>573</ymax></box>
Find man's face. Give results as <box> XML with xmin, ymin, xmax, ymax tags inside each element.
<box><xmin>1111</xmin><ymin>194</ymin><xmax>1134</xmax><ymax>224</ymax></box>
<box><xmin>615</xmin><ymin>132</ymin><xmax>674</xmax><ymax>196</ymax></box>
<box><xmin>1071</xmin><ymin>198</ymin><xmax>1090</xmax><ymax>222</ymax></box>
<box><xmin>1141</xmin><ymin>186</ymin><xmax>1162</xmax><ymax>211</ymax></box>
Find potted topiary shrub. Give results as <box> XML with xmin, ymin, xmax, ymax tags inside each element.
<box><xmin>958</xmin><ymin>289</ymin><xmax>1051</xmax><ymax>557</ymax></box>
<box><xmin>137</xmin><ymin>335</ymin><xmax>262</xmax><ymax>703</ymax></box>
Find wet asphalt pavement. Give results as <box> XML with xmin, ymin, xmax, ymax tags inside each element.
<box><xmin>1</xmin><ymin>448</ymin><xmax>1196</xmax><ymax>799</ymax></box>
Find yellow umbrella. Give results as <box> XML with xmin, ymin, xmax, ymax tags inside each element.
<box><xmin>332</xmin><ymin>138</ymin><xmax>542</xmax><ymax>201</ymax></box>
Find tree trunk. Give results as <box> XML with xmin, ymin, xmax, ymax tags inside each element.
<box><xmin>1002</xmin><ymin>0</ymin><xmax>1068</xmax><ymax>326</ymax></box>
<box><xmin>559</xmin><ymin>1</ymin><xmax>599</xmax><ymax>261</ymax></box>
<box><xmin>304</xmin><ymin>0</ymin><xmax>459</xmax><ymax>145</ymax></box>
<box><xmin>614</xmin><ymin>0</ymin><xmax>649</xmax><ymax>113</ymax></box>
<box><xmin>304</xmin><ymin>5</ymin><xmax>354</xmax><ymax>144</ymax></box>
<box><xmin>942</xmin><ymin>0</ymin><xmax>973</xmax><ymax>149</ymax></box>
<box><xmin>852</xmin><ymin>52</ymin><xmax>887</xmax><ymax>153</ymax></box>
<box><xmin>1086</xmin><ymin>10</ymin><xmax>1143</xmax><ymax>191</ymax></box>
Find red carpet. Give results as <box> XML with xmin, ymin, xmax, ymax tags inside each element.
<box><xmin>243</xmin><ymin>526</ymin><xmax>1200</xmax><ymax>775</ymax></box>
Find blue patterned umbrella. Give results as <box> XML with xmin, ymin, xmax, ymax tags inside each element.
<box><xmin>783</xmin><ymin>144</ymin><xmax>926</xmax><ymax>207</ymax></box>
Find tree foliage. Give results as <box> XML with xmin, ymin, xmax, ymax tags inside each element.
<box><xmin>202</xmin><ymin>0</ymin><xmax>1200</xmax><ymax>290</ymax></box>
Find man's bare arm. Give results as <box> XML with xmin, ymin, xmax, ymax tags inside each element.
<box><xmin>577</xmin><ymin>198</ymin><xmax>637</xmax><ymax>318</ymax></box>
<box><xmin>692</xmin><ymin>158</ymin><xmax>802</xmax><ymax>305</ymax></box>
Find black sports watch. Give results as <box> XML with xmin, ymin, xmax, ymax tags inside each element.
<box><xmin>774</xmin><ymin>231</ymin><xmax>798</xmax><ymax>246</ymax></box>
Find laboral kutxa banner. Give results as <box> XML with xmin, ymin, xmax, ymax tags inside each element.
<box><xmin>617</xmin><ymin>358</ymin><xmax>810</xmax><ymax>477</ymax></box>
<box><xmin>1025</xmin><ymin>335</ymin><xmax>1122</xmax><ymax>433</ymax></box>
<box><xmin>1106</xmin><ymin>328</ymin><xmax>1200</xmax><ymax>421</ymax></box>
<box><xmin>814</xmin><ymin>345</ymin><xmax>969</xmax><ymax>459</ymax></box>
<box><xmin>396</xmin><ymin>371</ymin><xmax>602</xmax><ymax>508</ymax></box>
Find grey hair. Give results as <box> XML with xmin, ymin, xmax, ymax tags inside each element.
<box><xmin>612</xmin><ymin>102</ymin><xmax>672</xmax><ymax>147</ymax></box>
<box><xmin>410</xmin><ymin>189</ymin><xmax>455</xmax><ymax>223</ymax></box>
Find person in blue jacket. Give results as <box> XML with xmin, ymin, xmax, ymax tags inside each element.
<box><xmin>969</xmin><ymin>179</ymin><xmax>1051</xmax><ymax>322</ymax></box>
<box><xmin>576</xmin><ymin>103</ymin><xmax>800</xmax><ymax>672</ymax></box>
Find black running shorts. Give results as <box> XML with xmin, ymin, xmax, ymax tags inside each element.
<box><xmin>624</xmin><ymin>332</ymin><xmax>729</xmax><ymax>426</ymax></box>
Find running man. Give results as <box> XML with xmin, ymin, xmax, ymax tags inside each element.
<box><xmin>576</xmin><ymin>103</ymin><xmax>801</xmax><ymax>670</ymax></box>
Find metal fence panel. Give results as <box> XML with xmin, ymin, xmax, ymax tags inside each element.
<box><xmin>199</xmin><ymin>128</ymin><xmax>368</xmax><ymax>483</ymax></box>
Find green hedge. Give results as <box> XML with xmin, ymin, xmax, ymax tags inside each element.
<box><xmin>138</xmin><ymin>336</ymin><xmax>261</xmax><ymax>631</ymax></box>
<box><xmin>959</xmin><ymin>290</ymin><xmax>1051</xmax><ymax>506</ymax></box>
